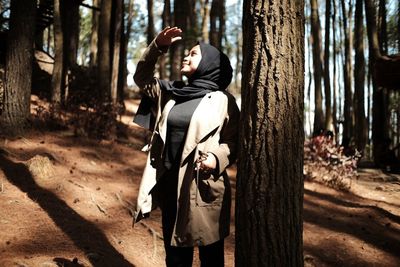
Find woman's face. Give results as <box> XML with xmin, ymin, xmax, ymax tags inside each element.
<box><xmin>181</xmin><ymin>45</ymin><xmax>202</xmax><ymax>77</ymax></box>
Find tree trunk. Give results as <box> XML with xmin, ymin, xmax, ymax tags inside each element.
<box><xmin>310</xmin><ymin>0</ymin><xmax>324</xmax><ymax>135</ymax></box>
<box><xmin>354</xmin><ymin>0</ymin><xmax>367</xmax><ymax>152</ymax></box>
<box><xmin>51</xmin><ymin>0</ymin><xmax>63</xmax><ymax>109</ymax></box>
<box><xmin>90</xmin><ymin>0</ymin><xmax>100</xmax><ymax>68</ymax></box>
<box><xmin>365</xmin><ymin>0</ymin><xmax>388</xmax><ymax>166</ymax></box>
<box><xmin>209</xmin><ymin>0</ymin><xmax>219</xmax><ymax>48</ymax></box>
<box><xmin>111</xmin><ymin>0</ymin><xmax>123</xmax><ymax>106</ymax></box>
<box><xmin>340</xmin><ymin>0</ymin><xmax>353</xmax><ymax>144</ymax></box>
<box><xmin>147</xmin><ymin>0</ymin><xmax>155</xmax><ymax>45</ymax></box>
<box><xmin>332</xmin><ymin>0</ymin><xmax>339</xmax><ymax>143</ymax></box>
<box><xmin>159</xmin><ymin>0</ymin><xmax>171</xmax><ymax>79</ymax></box>
<box><xmin>0</xmin><ymin>0</ymin><xmax>36</xmax><ymax>134</ymax></box>
<box><xmin>378</xmin><ymin>0</ymin><xmax>388</xmax><ymax>54</ymax></box>
<box><xmin>98</xmin><ymin>0</ymin><xmax>112</xmax><ymax>102</ymax></box>
<box><xmin>170</xmin><ymin>0</ymin><xmax>187</xmax><ymax>80</ymax></box>
<box><xmin>324</xmin><ymin>0</ymin><xmax>332</xmax><ymax>130</ymax></box>
<box><xmin>236</xmin><ymin>1</ymin><xmax>304</xmax><ymax>266</ymax></box>
<box><xmin>200</xmin><ymin>0</ymin><xmax>210</xmax><ymax>42</ymax></box>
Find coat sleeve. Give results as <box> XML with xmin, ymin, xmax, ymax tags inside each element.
<box><xmin>133</xmin><ymin>39</ymin><xmax>166</xmax><ymax>101</ymax></box>
<box><xmin>208</xmin><ymin>94</ymin><xmax>240</xmax><ymax>176</ymax></box>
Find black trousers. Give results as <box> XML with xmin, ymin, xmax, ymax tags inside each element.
<box><xmin>159</xmin><ymin>167</ymin><xmax>225</xmax><ymax>267</ymax></box>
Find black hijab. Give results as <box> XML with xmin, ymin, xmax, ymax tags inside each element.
<box><xmin>158</xmin><ymin>42</ymin><xmax>233</xmax><ymax>101</ymax></box>
<box><xmin>134</xmin><ymin>43</ymin><xmax>232</xmax><ymax>129</ymax></box>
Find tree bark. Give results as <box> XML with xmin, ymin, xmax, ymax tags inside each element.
<box><xmin>147</xmin><ymin>0</ymin><xmax>155</xmax><ymax>45</ymax></box>
<box><xmin>310</xmin><ymin>0</ymin><xmax>324</xmax><ymax>134</ymax></box>
<box><xmin>200</xmin><ymin>0</ymin><xmax>210</xmax><ymax>42</ymax></box>
<box><xmin>98</xmin><ymin>0</ymin><xmax>112</xmax><ymax>102</ymax></box>
<box><xmin>340</xmin><ymin>0</ymin><xmax>353</xmax><ymax>144</ymax></box>
<box><xmin>236</xmin><ymin>1</ymin><xmax>304</xmax><ymax>266</ymax></box>
<box><xmin>324</xmin><ymin>0</ymin><xmax>332</xmax><ymax>131</ymax></box>
<box><xmin>170</xmin><ymin>0</ymin><xmax>187</xmax><ymax>80</ymax></box>
<box><xmin>90</xmin><ymin>0</ymin><xmax>100</xmax><ymax>68</ymax></box>
<box><xmin>159</xmin><ymin>0</ymin><xmax>171</xmax><ymax>79</ymax></box>
<box><xmin>332</xmin><ymin>0</ymin><xmax>339</xmax><ymax>143</ymax></box>
<box><xmin>378</xmin><ymin>0</ymin><xmax>388</xmax><ymax>54</ymax></box>
<box><xmin>365</xmin><ymin>0</ymin><xmax>388</xmax><ymax>165</ymax></box>
<box><xmin>1</xmin><ymin>0</ymin><xmax>36</xmax><ymax>134</ymax></box>
<box><xmin>111</xmin><ymin>0</ymin><xmax>123</xmax><ymax>106</ymax></box>
<box><xmin>51</xmin><ymin>0</ymin><xmax>63</xmax><ymax>108</ymax></box>
<box><xmin>354</xmin><ymin>0</ymin><xmax>367</xmax><ymax>152</ymax></box>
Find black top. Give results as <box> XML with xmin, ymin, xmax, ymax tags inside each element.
<box><xmin>164</xmin><ymin>97</ymin><xmax>203</xmax><ymax>169</ymax></box>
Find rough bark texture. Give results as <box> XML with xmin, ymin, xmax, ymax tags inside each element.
<box><xmin>98</xmin><ymin>0</ymin><xmax>112</xmax><ymax>102</ymax></box>
<box><xmin>51</xmin><ymin>0</ymin><xmax>63</xmax><ymax>107</ymax></box>
<box><xmin>324</xmin><ymin>0</ymin><xmax>332</xmax><ymax>130</ymax></box>
<box><xmin>354</xmin><ymin>0</ymin><xmax>367</xmax><ymax>152</ymax></box>
<box><xmin>310</xmin><ymin>0</ymin><xmax>324</xmax><ymax>134</ymax></box>
<box><xmin>1</xmin><ymin>0</ymin><xmax>36</xmax><ymax>134</ymax></box>
<box><xmin>236</xmin><ymin>1</ymin><xmax>304</xmax><ymax>266</ymax></box>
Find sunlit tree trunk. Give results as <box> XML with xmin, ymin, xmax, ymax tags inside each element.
<box><xmin>236</xmin><ymin>1</ymin><xmax>304</xmax><ymax>266</ymax></box>
<box><xmin>324</xmin><ymin>0</ymin><xmax>332</xmax><ymax>131</ymax></box>
<box><xmin>51</xmin><ymin>0</ymin><xmax>63</xmax><ymax>109</ymax></box>
<box><xmin>354</xmin><ymin>0</ymin><xmax>367</xmax><ymax>153</ymax></box>
<box><xmin>0</xmin><ymin>0</ymin><xmax>36</xmax><ymax>134</ymax></box>
<box><xmin>200</xmin><ymin>0</ymin><xmax>210</xmax><ymax>42</ymax></box>
<box><xmin>111</xmin><ymin>0</ymin><xmax>123</xmax><ymax>106</ymax></box>
<box><xmin>332</xmin><ymin>0</ymin><xmax>339</xmax><ymax>143</ymax></box>
<box><xmin>90</xmin><ymin>0</ymin><xmax>100</xmax><ymax>68</ymax></box>
<box><xmin>98</xmin><ymin>0</ymin><xmax>112</xmax><ymax>102</ymax></box>
<box><xmin>310</xmin><ymin>0</ymin><xmax>324</xmax><ymax>134</ymax></box>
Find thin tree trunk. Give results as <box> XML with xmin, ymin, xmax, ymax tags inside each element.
<box><xmin>200</xmin><ymin>0</ymin><xmax>210</xmax><ymax>42</ymax></box>
<box><xmin>98</xmin><ymin>0</ymin><xmax>112</xmax><ymax>102</ymax></box>
<box><xmin>1</xmin><ymin>0</ymin><xmax>36</xmax><ymax>134</ymax></box>
<box><xmin>378</xmin><ymin>0</ymin><xmax>388</xmax><ymax>54</ymax></box>
<box><xmin>170</xmin><ymin>0</ymin><xmax>186</xmax><ymax>80</ymax></box>
<box><xmin>51</xmin><ymin>0</ymin><xmax>63</xmax><ymax>109</ymax></box>
<box><xmin>236</xmin><ymin>1</ymin><xmax>304</xmax><ymax>266</ymax></box>
<box><xmin>147</xmin><ymin>0</ymin><xmax>155</xmax><ymax>45</ymax></box>
<box><xmin>340</xmin><ymin>0</ymin><xmax>353</xmax><ymax>144</ymax></box>
<box><xmin>332</xmin><ymin>0</ymin><xmax>339</xmax><ymax>143</ymax></box>
<box><xmin>111</xmin><ymin>0</ymin><xmax>123</xmax><ymax>106</ymax></box>
<box><xmin>159</xmin><ymin>0</ymin><xmax>170</xmax><ymax>79</ymax></box>
<box><xmin>90</xmin><ymin>0</ymin><xmax>100</xmax><ymax>68</ymax></box>
<box><xmin>310</xmin><ymin>0</ymin><xmax>324</xmax><ymax>134</ymax></box>
<box><xmin>354</xmin><ymin>0</ymin><xmax>367</xmax><ymax>153</ymax></box>
<box><xmin>324</xmin><ymin>0</ymin><xmax>332</xmax><ymax>130</ymax></box>
<box><xmin>209</xmin><ymin>0</ymin><xmax>219</xmax><ymax>48</ymax></box>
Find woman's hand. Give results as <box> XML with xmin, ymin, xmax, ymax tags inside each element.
<box><xmin>197</xmin><ymin>151</ymin><xmax>217</xmax><ymax>173</ymax></box>
<box><xmin>155</xmin><ymin>26</ymin><xmax>183</xmax><ymax>47</ymax></box>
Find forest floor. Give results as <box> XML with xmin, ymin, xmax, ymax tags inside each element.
<box><xmin>0</xmin><ymin>97</ymin><xmax>399</xmax><ymax>267</ymax></box>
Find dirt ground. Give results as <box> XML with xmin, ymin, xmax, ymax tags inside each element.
<box><xmin>0</xmin><ymin>99</ymin><xmax>399</xmax><ymax>267</ymax></box>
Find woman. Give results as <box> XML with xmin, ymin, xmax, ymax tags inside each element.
<box><xmin>133</xmin><ymin>26</ymin><xmax>240</xmax><ymax>267</ymax></box>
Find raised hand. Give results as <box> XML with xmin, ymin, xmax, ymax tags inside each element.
<box><xmin>155</xmin><ymin>26</ymin><xmax>183</xmax><ymax>47</ymax></box>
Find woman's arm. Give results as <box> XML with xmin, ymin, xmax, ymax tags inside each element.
<box><xmin>133</xmin><ymin>27</ymin><xmax>182</xmax><ymax>101</ymax></box>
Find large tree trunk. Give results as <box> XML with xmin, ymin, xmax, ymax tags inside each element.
<box><xmin>97</xmin><ymin>0</ymin><xmax>112</xmax><ymax>102</ymax></box>
<box><xmin>365</xmin><ymin>0</ymin><xmax>388</xmax><ymax>166</ymax></box>
<box><xmin>310</xmin><ymin>0</ymin><xmax>324</xmax><ymax>135</ymax></box>
<box><xmin>51</xmin><ymin>0</ymin><xmax>63</xmax><ymax>109</ymax></box>
<box><xmin>324</xmin><ymin>0</ymin><xmax>332</xmax><ymax>130</ymax></box>
<box><xmin>354</xmin><ymin>0</ymin><xmax>367</xmax><ymax>153</ymax></box>
<box><xmin>89</xmin><ymin>0</ymin><xmax>100</xmax><ymax>68</ymax></box>
<box><xmin>1</xmin><ymin>0</ymin><xmax>36</xmax><ymax>134</ymax></box>
<box><xmin>236</xmin><ymin>1</ymin><xmax>304</xmax><ymax>266</ymax></box>
<box><xmin>340</xmin><ymin>0</ymin><xmax>353</xmax><ymax>144</ymax></box>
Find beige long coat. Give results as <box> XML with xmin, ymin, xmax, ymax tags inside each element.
<box><xmin>133</xmin><ymin>40</ymin><xmax>240</xmax><ymax>247</ymax></box>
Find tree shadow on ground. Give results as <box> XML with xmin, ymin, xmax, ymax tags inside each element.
<box><xmin>304</xmin><ymin>188</ymin><xmax>400</xmax><ymax>261</ymax></box>
<box><xmin>0</xmin><ymin>154</ymin><xmax>135</xmax><ymax>267</ymax></box>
